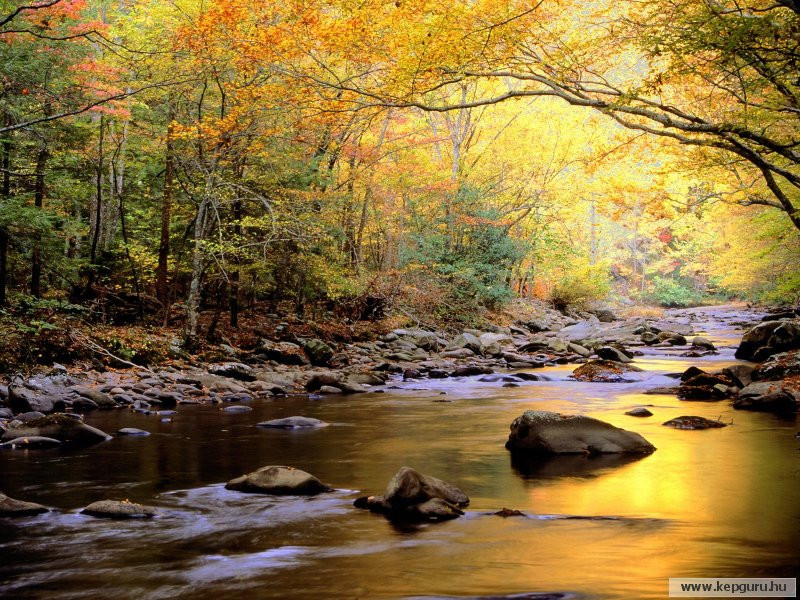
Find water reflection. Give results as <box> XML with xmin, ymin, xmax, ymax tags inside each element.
<box><xmin>509</xmin><ymin>452</ymin><xmax>647</xmax><ymax>480</ymax></box>
<box><xmin>0</xmin><ymin>305</ymin><xmax>797</xmax><ymax>599</ymax></box>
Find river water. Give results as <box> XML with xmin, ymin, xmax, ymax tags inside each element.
<box><xmin>1</xmin><ymin>305</ymin><xmax>798</xmax><ymax>599</ymax></box>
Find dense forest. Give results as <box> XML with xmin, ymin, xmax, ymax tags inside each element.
<box><xmin>1</xmin><ymin>0</ymin><xmax>799</xmax><ymax>366</ymax></box>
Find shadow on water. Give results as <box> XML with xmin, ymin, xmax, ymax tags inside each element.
<box><xmin>509</xmin><ymin>451</ymin><xmax>648</xmax><ymax>480</ymax></box>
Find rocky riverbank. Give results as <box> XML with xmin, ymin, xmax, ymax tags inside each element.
<box><xmin>1</xmin><ymin>304</ymin><xmax>798</xmax><ymax>439</ymax></box>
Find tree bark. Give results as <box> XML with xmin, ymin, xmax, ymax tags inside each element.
<box><xmin>30</xmin><ymin>144</ymin><xmax>48</xmax><ymax>298</ymax></box>
<box><xmin>0</xmin><ymin>127</ymin><xmax>10</xmax><ymax>305</ymax></box>
<box><xmin>156</xmin><ymin>110</ymin><xmax>175</xmax><ymax>305</ymax></box>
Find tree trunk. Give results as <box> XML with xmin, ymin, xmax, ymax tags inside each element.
<box><xmin>156</xmin><ymin>109</ymin><xmax>174</xmax><ymax>304</ymax></box>
<box><xmin>0</xmin><ymin>128</ymin><xmax>10</xmax><ymax>305</ymax></box>
<box><xmin>86</xmin><ymin>115</ymin><xmax>105</xmax><ymax>295</ymax></box>
<box><xmin>185</xmin><ymin>189</ymin><xmax>210</xmax><ymax>349</ymax></box>
<box><xmin>30</xmin><ymin>145</ymin><xmax>48</xmax><ymax>298</ymax></box>
<box><xmin>229</xmin><ymin>197</ymin><xmax>241</xmax><ymax>328</ymax></box>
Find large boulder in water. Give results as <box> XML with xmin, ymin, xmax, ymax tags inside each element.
<box><xmin>384</xmin><ymin>466</ymin><xmax>469</xmax><ymax>508</ymax></box>
<box><xmin>505</xmin><ymin>410</ymin><xmax>656</xmax><ymax>455</ymax></box>
<box><xmin>354</xmin><ymin>467</ymin><xmax>469</xmax><ymax>522</ymax></box>
<box><xmin>0</xmin><ymin>414</ymin><xmax>111</xmax><ymax>447</ymax></box>
<box><xmin>0</xmin><ymin>491</ymin><xmax>49</xmax><ymax>517</ymax></box>
<box><xmin>225</xmin><ymin>465</ymin><xmax>332</xmax><ymax>495</ymax></box>
<box><xmin>733</xmin><ymin>391</ymin><xmax>798</xmax><ymax>413</ymax></box>
<box><xmin>735</xmin><ymin>319</ymin><xmax>800</xmax><ymax>361</ymax></box>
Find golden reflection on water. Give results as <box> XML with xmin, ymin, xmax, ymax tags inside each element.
<box><xmin>0</xmin><ymin>309</ymin><xmax>797</xmax><ymax>600</ymax></box>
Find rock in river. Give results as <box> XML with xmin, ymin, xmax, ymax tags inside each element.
<box><xmin>663</xmin><ymin>416</ymin><xmax>727</xmax><ymax>430</ymax></box>
<box><xmin>735</xmin><ymin>319</ymin><xmax>800</xmax><ymax>361</ymax></box>
<box><xmin>225</xmin><ymin>465</ymin><xmax>332</xmax><ymax>495</ymax></box>
<box><xmin>505</xmin><ymin>410</ymin><xmax>655</xmax><ymax>455</ymax></box>
<box><xmin>0</xmin><ymin>414</ymin><xmax>111</xmax><ymax>447</ymax></box>
<box><xmin>257</xmin><ymin>416</ymin><xmax>329</xmax><ymax>429</ymax></box>
<box><xmin>0</xmin><ymin>491</ymin><xmax>49</xmax><ymax>517</ymax></box>
<box><xmin>81</xmin><ymin>500</ymin><xmax>157</xmax><ymax>519</ymax></box>
<box><xmin>625</xmin><ymin>407</ymin><xmax>653</xmax><ymax>417</ymax></box>
<box><xmin>116</xmin><ymin>428</ymin><xmax>150</xmax><ymax>436</ymax></box>
<box><xmin>733</xmin><ymin>391</ymin><xmax>798</xmax><ymax>413</ymax></box>
<box><xmin>354</xmin><ymin>467</ymin><xmax>469</xmax><ymax>522</ymax></box>
<box><xmin>571</xmin><ymin>360</ymin><xmax>642</xmax><ymax>383</ymax></box>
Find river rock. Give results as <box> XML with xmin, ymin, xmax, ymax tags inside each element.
<box><xmin>505</xmin><ymin>410</ymin><xmax>656</xmax><ymax>455</ymax></box>
<box><xmin>723</xmin><ymin>365</ymin><xmax>755</xmax><ymax>388</ymax></box>
<box><xmin>625</xmin><ymin>407</ymin><xmax>653</xmax><ymax>417</ymax></box>
<box><xmin>480</xmin><ymin>332</ymin><xmax>512</xmax><ymax>356</ymax></box>
<box><xmin>641</xmin><ymin>332</ymin><xmax>659</xmax><ymax>345</ymax></box>
<box><xmin>663</xmin><ymin>416</ymin><xmax>727</xmax><ymax>430</ymax></box>
<box><xmin>446</xmin><ymin>333</ymin><xmax>483</xmax><ymax>355</ymax></box>
<box><xmin>258</xmin><ymin>340</ymin><xmax>309</xmax><ymax>366</ymax></box>
<box><xmin>222</xmin><ymin>405</ymin><xmax>253</xmax><ymax>413</ymax></box>
<box><xmin>1</xmin><ymin>414</ymin><xmax>111</xmax><ymax>447</ymax></box>
<box><xmin>74</xmin><ymin>387</ymin><xmax>117</xmax><ymax>409</ymax></box>
<box><xmin>398</xmin><ymin>329</ymin><xmax>440</xmax><ymax>352</ymax></box>
<box><xmin>752</xmin><ymin>350</ymin><xmax>800</xmax><ymax>381</ymax></box>
<box><xmin>7</xmin><ymin>386</ymin><xmax>58</xmax><ymax>415</ymax></box>
<box><xmin>225</xmin><ymin>465</ymin><xmax>332</xmax><ymax>495</ymax></box>
<box><xmin>318</xmin><ymin>385</ymin><xmax>342</xmax><ymax>394</ymax></box>
<box><xmin>571</xmin><ymin>360</ymin><xmax>642</xmax><ymax>383</ymax></box>
<box><xmin>595</xmin><ymin>346</ymin><xmax>632</xmax><ymax>363</ymax></box>
<box><xmin>257</xmin><ymin>416</ymin><xmax>329</xmax><ymax>429</ymax></box>
<box><xmin>0</xmin><ymin>491</ymin><xmax>49</xmax><ymax>517</ymax></box>
<box><xmin>354</xmin><ymin>467</ymin><xmax>469</xmax><ymax>522</ymax></box>
<box><xmin>735</xmin><ymin>319</ymin><xmax>800</xmax><ymax>361</ymax></box>
<box><xmin>738</xmin><ymin>381</ymin><xmax>790</xmax><ymax>399</ymax></box>
<box><xmin>450</xmin><ymin>365</ymin><xmax>494</xmax><ymax>377</ymax></box>
<box><xmin>117</xmin><ymin>428</ymin><xmax>150</xmax><ymax>436</ymax></box>
<box><xmin>306</xmin><ymin>372</ymin><xmax>341</xmax><ymax>391</ymax></box>
<box><xmin>384</xmin><ymin>466</ymin><xmax>469</xmax><ymax>508</ymax></box>
<box><xmin>733</xmin><ymin>391</ymin><xmax>798</xmax><ymax>413</ymax></box>
<box><xmin>559</xmin><ymin>321</ymin><xmax>602</xmax><ymax>342</ymax></box>
<box><xmin>304</xmin><ymin>339</ymin><xmax>335</xmax><ymax>366</ymax></box>
<box><xmin>692</xmin><ymin>336</ymin><xmax>716</xmax><ymax>350</ymax></box>
<box><xmin>81</xmin><ymin>500</ymin><xmax>157</xmax><ymax>519</ymax></box>
<box><xmin>208</xmin><ymin>362</ymin><xmax>256</xmax><ymax>382</ymax></box>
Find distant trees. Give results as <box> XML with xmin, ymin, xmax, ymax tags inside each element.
<box><xmin>0</xmin><ymin>0</ymin><xmax>797</xmax><ymax>333</ymax></box>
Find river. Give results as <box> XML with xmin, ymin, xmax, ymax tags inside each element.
<box><xmin>1</xmin><ymin>305</ymin><xmax>798</xmax><ymax>599</ymax></box>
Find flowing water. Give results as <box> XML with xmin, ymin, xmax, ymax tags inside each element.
<box><xmin>1</xmin><ymin>305</ymin><xmax>798</xmax><ymax>599</ymax></box>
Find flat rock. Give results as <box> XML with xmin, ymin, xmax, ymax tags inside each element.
<box><xmin>0</xmin><ymin>491</ymin><xmax>49</xmax><ymax>517</ymax></box>
<box><xmin>81</xmin><ymin>500</ymin><xmax>157</xmax><ymax>519</ymax></box>
<box><xmin>257</xmin><ymin>416</ymin><xmax>329</xmax><ymax>429</ymax></box>
<box><xmin>225</xmin><ymin>465</ymin><xmax>332</xmax><ymax>495</ymax></box>
<box><xmin>663</xmin><ymin>416</ymin><xmax>727</xmax><ymax>430</ymax></box>
<box><xmin>222</xmin><ymin>405</ymin><xmax>253</xmax><ymax>413</ymax></box>
<box><xmin>116</xmin><ymin>428</ymin><xmax>150</xmax><ymax>436</ymax></box>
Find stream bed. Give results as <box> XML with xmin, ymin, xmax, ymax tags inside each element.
<box><xmin>1</xmin><ymin>305</ymin><xmax>798</xmax><ymax>599</ymax></box>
